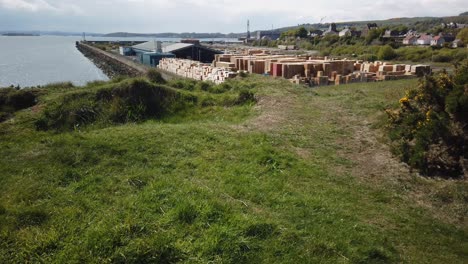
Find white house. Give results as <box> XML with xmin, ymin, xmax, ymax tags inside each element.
<box><xmin>403</xmin><ymin>35</ymin><xmax>418</xmax><ymax>45</ymax></box>
<box><xmin>431</xmin><ymin>36</ymin><xmax>445</xmax><ymax>47</ymax></box>
<box><xmin>339</xmin><ymin>28</ymin><xmax>351</xmax><ymax>37</ymax></box>
<box><xmin>452</xmin><ymin>39</ymin><xmax>464</xmax><ymax>48</ymax></box>
<box><xmin>417</xmin><ymin>34</ymin><xmax>432</xmax><ymax>45</ymax></box>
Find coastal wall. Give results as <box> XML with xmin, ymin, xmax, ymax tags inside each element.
<box><xmin>76</xmin><ymin>42</ymin><xmax>147</xmax><ymax>78</ymax></box>
<box><xmin>76</xmin><ymin>42</ymin><xmax>179</xmax><ymax>81</ymax></box>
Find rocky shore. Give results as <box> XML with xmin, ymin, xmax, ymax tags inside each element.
<box><xmin>76</xmin><ymin>42</ymin><xmax>146</xmax><ymax>78</ymax></box>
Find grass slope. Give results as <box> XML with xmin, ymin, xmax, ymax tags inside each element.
<box><xmin>0</xmin><ymin>76</ymin><xmax>466</xmax><ymax>263</ymax></box>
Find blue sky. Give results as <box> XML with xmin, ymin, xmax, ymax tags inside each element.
<box><xmin>1</xmin><ymin>0</ymin><xmax>467</xmax><ymax>33</ymax></box>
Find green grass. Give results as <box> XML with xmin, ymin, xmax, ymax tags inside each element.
<box><xmin>0</xmin><ymin>76</ymin><xmax>466</xmax><ymax>263</ymax></box>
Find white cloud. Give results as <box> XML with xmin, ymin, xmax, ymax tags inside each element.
<box><xmin>0</xmin><ymin>0</ymin><xmax>83</xmax><ymax>14</ymax></box>
<box><xmin>0</xmin><ymin>0</ymin><xmax>54</xmax><ymax>11</ymax></box>
<box><xmin>1</xmin><ymin>0</ymin><xmax>467</xmax><ymax>32</ymax></box>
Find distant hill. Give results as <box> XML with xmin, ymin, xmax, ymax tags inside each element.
<box><xmin>103</xmin><ymin>14</ymin><xmax>468</xmax><ymax>39</ymax></box>
<box><xmin>0</xmin><ymin>31</ymin><xmax>103</xmax><ymax>37</ymax></box>
<box><xmin>2</xmin><ymin>33</ymin><xmax>40</xmax><ymax>36</ymax></box>
<box><xmin>7</xmin><ymin>13</ymin><xmax>466</xmax><ymax>39</ymax></box>
<box><xmin>103</xmin><ymin>32</ymin><xmax>243</xmax><ymax>39</ymax></box>
<box><xmin>273</xmin><ymin>14</ymin><xmax>468</xmax><ymax>32</ymax></box>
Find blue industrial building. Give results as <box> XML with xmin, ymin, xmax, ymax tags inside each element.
<box><xmin>121</xmin><ymin>40</ymin><xmax>222</xmax><ymax>67</ymax></box>
<box><xmin>140</xmin><ymin>52</ymin><xmax>175</xmax><ymax>67</ymax></box>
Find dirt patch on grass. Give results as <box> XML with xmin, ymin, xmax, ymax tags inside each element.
<box><xmin>236</xmin><ymin>93</ymin><xmax>296</xmax><ymax>132</ymax></box>
<box><xmin>31</xmin><ymin>104</ymin><xmax>44</xmax><ymax>114</ymax></box>
<box><xmin>239</xmin><ymin>81</ymin><xmax>466</xmax><ymax>227</ymax></box>
<box><xmin>326</xmin><ymin>102</ymin><xmax>467</xmax><ymax>227</ymax></box>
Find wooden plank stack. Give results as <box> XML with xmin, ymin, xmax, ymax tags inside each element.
<box><xmin>160</xmin><ymin>49</ymin><xmax>430</xmax><ymax>87</ymax></box>
<box><xmin>158</xmin><ymin>58</ymin><xmax>237</xmax><ymax>84</ymax></box>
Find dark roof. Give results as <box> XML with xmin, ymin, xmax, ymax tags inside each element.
<box><xmin>404</xmin><ymin>35</ymin><xmax>418</xmax><ymax>41</ymax></box>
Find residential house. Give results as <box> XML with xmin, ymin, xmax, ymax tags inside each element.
<box><xmin>361</xmin><ymin>23</ymin><xmax>378</xmax><ymax>37</ymax></box>
<box><xmin>382</xmin><ymin>29</ymin><xmax>406</xmax><ymax>43</ymax></box>
<box><xmin>431</xmin><ymin>35</ymin><xmax>445</xmax><ymax>46</ymax></box>
<box><xmin>339</xmin><ymin>27</ymin><xmax>361</xmax><ymax>37</ymax></box>
<box><xmin>445</xmin><ymin>22</ymin><xmax>468</xmax><ymax>29</ymax></box>
<box><xmin>323</xmin><ymin>23</ymin><xmax>339</xmax><ymax>36</ymax></box>
<box><xmin>452</xmin><ymin>39</ymin><xmax>464</xmax><ymax>48</ymax></box>
<box><xmin>441</xmin><ymin>34</ymin><xmax>456</xmax><ymax>43</ymax></box>
<box><xmin>309</xmin><ymin>29</ymin><xmax>323</xmax><ymax>37</ymax></box>
<box><xmin>403</xmin><ymin>35</ymin><xmax>418</xmax><ymax>45</ymax></box>
<box><xmin>417</xmin><ymin>34</ymin><xmax>432</xmax><ymax>45</ymax></box>
<box><xmin>431</xmin><ymin>33</ymin><xmax>456</xmax><ymax>46</ymax></box>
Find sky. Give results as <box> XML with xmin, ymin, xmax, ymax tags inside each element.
<box><xmin>0</xmin><ymin>0</ymin><xmax>467</xmax><ymax>33</ymax></box>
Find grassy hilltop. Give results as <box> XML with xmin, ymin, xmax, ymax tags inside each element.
<box><xmin>0</xmin><ymin>75</ymin><xmax>466</xmax><ymax>263</ymax></box>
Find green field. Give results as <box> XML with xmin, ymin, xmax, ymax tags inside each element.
<box><xmin>0</xmin><ymin>76</ymin><xmax>466</xmax><ymax>263</ymax></box>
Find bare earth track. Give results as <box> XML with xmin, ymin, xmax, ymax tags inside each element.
<box><xmin>244</xmin><ymin>78</ymin><xmax>467</xmax><ymax>228</ymax></box>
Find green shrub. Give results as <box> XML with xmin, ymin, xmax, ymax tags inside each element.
<box><xmin>146</xmin><ymin>69</ymin><xmax>166</xmax><ymax>84</ymax></box>
<box><xmin>35</xmin><ymin>92</ymin><xmax>99</xmax><ymax>131</ymax></box>
<box><xmin>299</xmin><ymin>40</ymin><xmax>314</xmax><ymax>50</ymax></box>
<box><xmin>456</xmin><ymin>28</ymin><xmax>468</xmax><ymax>44</ymax></box>
<box><xmin>196</xmin><ymin>81</ymin><xmax>214</xmax><ymax>91</ymax></box>
<box><xmin>359</xmin><ymin>54</ymin><xmax>378</xmax><ymax>62</ymax></box>
<box><xmin>168</xmin><ymin>79</ymin><xmax>197</xmax><ymax>91</ymax></box>
<box><xmin>34</xmin><ymin>77</ymin><xmax>255</xmax><ymax>131</ymax></box>
<box><xmin>0</xmin><ymin>88</ymin><xmax>37</xmax><ymax>112</ymax></box>
<box><xmin>0</xmin><ymin>112</ymin><xmax>10</xmax><ymax>122</ymax></box>
<box><xmin>236</xmin><ymin>90</ymin><xmax>256</xmax><ymax>105</ymax></box>
<box><xmin>378</xmin><ymin>45</ymin><xmax>397</xmax><ymax>60</ymax></box>
<box><xmin>42</xmin><ymin>82</ymin><xmax>74</xmax><ymax>89</ymax></box>
<box><xmin>387</xmin><ymin>60</ymin><xmax>468</xmax><ymax>177</ymax></box>
<box><xmin>35</xmin><ymin>79</ymin><xmax>197</xmax><ymax>131</ymax></box>
<box><xmin>433</xmin><ymin>54</ymin><xmax>453</xmax><ymax>63</ymax></box>
<box><xmin>238</xmin><ymin>71</ymin><xmax>249</xmax><ymax>78</ymax></box>
<box><xmin>209</xmin><ymin>82</ymin><xmax>232</xmax><ymax>94</ymax></box>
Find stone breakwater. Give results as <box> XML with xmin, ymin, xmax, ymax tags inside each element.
<box><xmin>76</xmin><ymin>42</ymin><xmax>147</xmax><ymax>78</ymax></box>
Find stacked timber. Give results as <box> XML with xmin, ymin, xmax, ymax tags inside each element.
<box><xmin>158</xmin><ymin>58</ymin><xmax>237</xmax><ymax>84</ymax></box>
<box><xmin>211</xmin><ymin>51</ymin><xmax>431</xmax><ymax>86</ymax></box>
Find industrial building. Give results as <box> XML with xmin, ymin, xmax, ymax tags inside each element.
<box><xmin>125</xmin><ymin>40</ymin><xmax>222</xmax><ymax>67</ymax></box>
<box><xmin>256</xmin><ymin>30</ymin><xmax>281</xmax><ymax>40</ymax></box>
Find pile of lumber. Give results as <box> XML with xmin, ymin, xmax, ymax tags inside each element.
<box><xmin>213</xmin><ymin>50</ymin><xmax>430</xmax><ymax>86</ymax></box>
<box><xmin>158</xmin><ymin>58</ymin><xmax>237</xmax><ymax>84</ymax></box>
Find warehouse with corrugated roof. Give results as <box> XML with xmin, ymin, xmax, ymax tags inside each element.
<box><xmin>130</xmin><ymin>40</ymin><xmax>222</xmax><ymax>66</ymax></box>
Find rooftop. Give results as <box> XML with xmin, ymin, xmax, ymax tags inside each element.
<box><xmin>132</xmin><ymin>41</ymin><xmax>194</xmax><ymax>53</ymax></box>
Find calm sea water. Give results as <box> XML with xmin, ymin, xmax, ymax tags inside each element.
<box><xmin>0</xmin><ymin>36</ymin><xmax>239</xmax><ymax>88</ymax></box>
<box><xmin>0</xmin><ymin>36</ymin><xmax>109</xmax><ymax>87</ymax></box>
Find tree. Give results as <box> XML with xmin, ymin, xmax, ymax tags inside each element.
<box><xmin>391</xmin><ymin>25</ymin><xmax>409</xmax><ymax>34</ymax></box>
<box><xmin>280</xmin><ymin>27</ymin><xmax>309</xmax><ymax>40</ymax></box>
<box><xmin>377</xmin><ymin>45</ymin><xmax>396</xmax><ymax>60</ymax></box>
<box><xmin>296</xmin><ymin>27</ymin><xmax>308</xmax><ymax>39</ymax></box>
<box><xmin>387</xmin><ymin>60</ymin><xmax>468</xmax><ymax>177</ymax></box>
<box><xmin>456</xmin><ymin>28</ymin><xmax>468</xmax><ymax>44</ymax></box>
<box><xmin>365</xmin><ymin>28</ymin><xmax>384</xmax><ymax>44</ymax></box>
